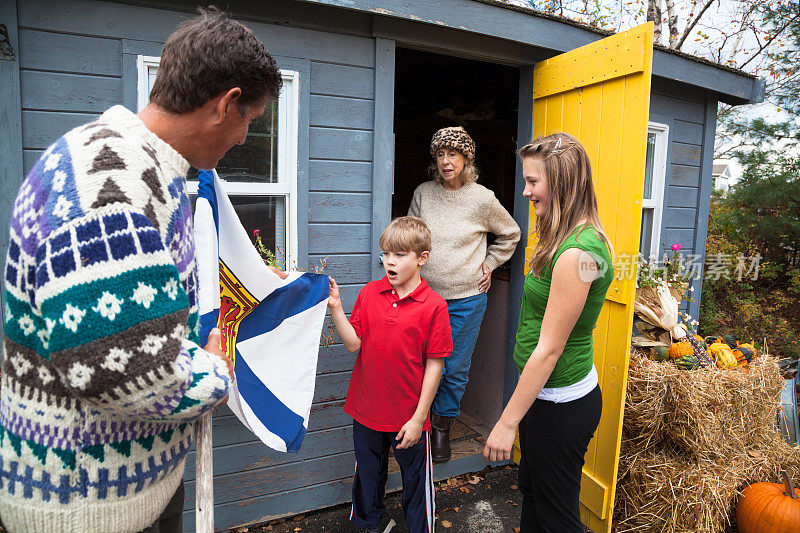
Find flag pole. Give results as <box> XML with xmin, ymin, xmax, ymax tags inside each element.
<box><xmin>195</xmin><ymin>410</ymin><xmax>214</xmax><ymax>532</ymax></box>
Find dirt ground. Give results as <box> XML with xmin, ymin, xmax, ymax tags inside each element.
<box><xmin>241</xmin><ymin>465</ymin><xmax>525</xmax><ymax>533</ymax></box>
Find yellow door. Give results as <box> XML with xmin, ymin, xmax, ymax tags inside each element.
<box><xmin>523</xmin><ymin>22</ymin><xmax>654</xmax><ymax>532</ymax></box>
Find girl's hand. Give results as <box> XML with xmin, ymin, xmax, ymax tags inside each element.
<box><xmin>478</xmin><ymin>263</ymin><xmax>491</xmax><ymax>293</ymax></box>
<box><xmin>327</xmin><ymin>277</ymin><xmax>342</xmax><ymax>310</ymax></box>
<box><xmin>483</xmin><ymin>419</ymin><xmax>516</xmax><ymax>462</ymax></box>
<box><xmin>395</xmin><ymin>419</ymin><xmax>423</xmax><ymax>449</ymax></box>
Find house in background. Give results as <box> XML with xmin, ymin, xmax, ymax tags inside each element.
<box><xmin>0</xmin><ymin>1</ymin><xmax>763</xmax><ymax>531</ymax></box>
<box><xmin>712</xmin><ymin>162</ymin><xmax>734</xmax><ymax>195</ymax></box>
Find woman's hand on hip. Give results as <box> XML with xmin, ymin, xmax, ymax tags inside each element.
<box><xmin>483</xmin><ymin>418</ymin><xmax>516</xmax><ymax>462</ymax></box>
<box><xmin>478</xmin><ymin>263</ymin><xmax>491</xmax><ymax>293</ymax></box>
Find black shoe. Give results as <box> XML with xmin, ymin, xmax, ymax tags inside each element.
<box><xmin>430</xmin><ymin>414</ymin><xmax>455</xmax><ymax>463</ymax></box>
<box><xmin>356</xmin><ymin>514</ymin><xmax>396</xmax><ymax>533</ymax></box>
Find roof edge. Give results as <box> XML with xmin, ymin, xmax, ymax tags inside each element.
<box><xmin>295</xmin><ymin>0</ymin><xmax>762</xmax><ymax>104</ymax></box>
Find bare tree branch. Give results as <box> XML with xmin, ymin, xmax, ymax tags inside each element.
<box><xmin>675</xmin><ymin>0</ymin><xmax>717</xmax><ymax>50</ymax></box>
<box><xmin>738</xmin><ymin>11</ymin><xmax>800</xmax><ymax>69</ymax></box>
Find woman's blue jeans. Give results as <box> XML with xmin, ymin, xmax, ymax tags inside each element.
<box><xmin>431</xmin><ymin>292</ymin><xmax>488</xmax><ymax>418</ymax></box>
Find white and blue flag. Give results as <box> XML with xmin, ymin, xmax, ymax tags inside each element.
<box><xmin>194</xmin><ymin>169</ymin><xmax>329</xmax><ymax>453</ymax></box>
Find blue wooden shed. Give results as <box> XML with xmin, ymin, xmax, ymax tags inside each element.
<box><xmin>0</xmin><ymin>0</ymin><xmax>763</xmax><ymax>530</ymax></box>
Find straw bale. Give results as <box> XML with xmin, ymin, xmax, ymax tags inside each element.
<box><xmin>615</xmin><ymin>350</ymin><xmax>800</xmax><ymax>532</ymax></box>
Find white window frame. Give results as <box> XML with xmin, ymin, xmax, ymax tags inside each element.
<box><xmin>137</xmin><ymin>56</ymin><xmax>299</xmax><ymax>269</ymax></box>
<box><xmin>136</xmin><ymin>55</ymin><xmax>162</xmax><ymax>113</ymax></box>
<box><xmin>642</xmin><ymin>122</ymin><xmax>669</xmax><ymax>260</ymax></box>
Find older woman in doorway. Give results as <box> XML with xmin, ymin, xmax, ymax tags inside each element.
<box><xmin>408</xmin><ymin>126</ymin><xmax>520</xmax><ymax>463</ymax></box>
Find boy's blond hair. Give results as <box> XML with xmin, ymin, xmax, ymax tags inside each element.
<box><xmin>379</xmin><ymin>216</ymin><xmax>431</xmax><ymax>255</ymax></box>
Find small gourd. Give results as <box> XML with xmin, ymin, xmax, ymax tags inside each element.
<box><xmin>709</xmin><ymin>342</ymin><xmax>737</xmax><ymax>369</ymax></box>
<box><xmin>722</xmin><ymin>334</ymin><xmax>738</xmax><ymax>348</ymax></box>
<box><xmin>674</xmin><ymin>354</ymin><xmax>700</xmax><ymax>370</ymax></box>
<box><xmin>704</xmin><ymin>335</ymin><xmax>720</xmax><ymax>346</ymax></box>
<box><xmin>738</xmin><ymin>342</ymin><xmax>759</xmax><ymax>357</ymax></box>
<box><xmin>668</xmin><ymin>340</ymin><xmax>693</xmax><ymax>360</ymax></box>
<box><xmin>733</xmin><ymin>346</ymin><xmax>753</xmax><ymax>366</ymax></box>
<box><xmin>650</xmin><ymin>345</ymin><xmax>670</xmax><ymax>362</ymax></box>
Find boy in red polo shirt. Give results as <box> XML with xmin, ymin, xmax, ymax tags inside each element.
<box><xmin>328</xmin><ymin>216</ymin><xmax>452</xmax><ymax>533</ymax></box>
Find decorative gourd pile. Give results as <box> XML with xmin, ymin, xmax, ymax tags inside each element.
<box><xmin>651</xmin><ymin>334</ymin><xmax>761</xmax><ymax>372</ymax></box>
<box><xmin>616</xmin><ymin>350</ymin><xmax>800</xmax><ymax>533</ymax></box>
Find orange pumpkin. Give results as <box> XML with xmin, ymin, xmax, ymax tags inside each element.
<box><xmin>736</xmin><ymin>471</ymin><xmax>800</xmax><ymax>533</ymax></box>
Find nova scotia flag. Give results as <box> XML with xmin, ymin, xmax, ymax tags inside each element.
<box><xmin>194</xmin><ymin>169</ymin><xmax>329</xmax><ymax>452</ymax></box>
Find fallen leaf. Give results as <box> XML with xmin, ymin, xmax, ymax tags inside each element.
<box><xmin>511</xmin><ymin>484</ymin><xmax>518</xmax><ymax>490</ymax></box>
<box><xmin>460</xmin><ymin>487</ymin><xmax>470</xmax><ymax>493</ymax></box>
<box><xmin>293</xmin><ymin>514</ymin><xmax>305</xmax><ymax>521</ymax></box>
<box><xmin>293</xmin><ymin>528</ymin><xmax>302</xmax><ymax>532</ymax></box>
<box><xmin>514</xmin><ymin>528</ymin><xmax>521</xmax><ymax>532</ymax></box>
<box><xmin>747</xmin><ymin>450</ymin><xmax>763</xmax><ymax>458</ymax></box>
<box><xmin>442</xmin><ymin>520</ymin><xmax>453</xmax><ymax>528</ymax></box>
<box><xmin>454</xmin><ymin>507</ymin><xmax>460</xmax><ymax>512</ymax></box>
<box><xmin>447</xmin><ymin>478</ymin><xmax>460</xmax><ymax>487</ymax></box>
<box><xmin>475</xmin><ymin>436</ymin><xmax>485</xmax><ymax>443</ymax></box>
<box><xmin>234</xmin><ymin>528</ymin><xmax>249</xmax><ymax>533</ymax></box>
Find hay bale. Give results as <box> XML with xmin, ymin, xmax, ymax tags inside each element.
<box><xmin>661</xmin><ymin>355</ymin><xmax>785</xmax><ymax>460</ymax></box>
<box><xmin>616</xmin><ymin>447</ymin><xmax>741</xmax><ymax>533</ymax></box>
<box><xmin>615</xmin><ymin>351</ymin><xmax>800</xmax><ymax>533</ymax></box>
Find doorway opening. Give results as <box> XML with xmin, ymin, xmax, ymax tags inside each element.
<box><xmin>392</xmin><ymin>47</ymin><xmax>521</xmax><ymax>465</ymax></box>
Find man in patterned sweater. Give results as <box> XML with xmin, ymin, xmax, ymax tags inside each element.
<box><xmin>1</xmin><ymin>8</ymin><xmax>282</xmax><ymax>532</ymax></box>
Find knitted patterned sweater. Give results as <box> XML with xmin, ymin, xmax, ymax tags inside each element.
<box><xmin>408</xmin><ymin>180</ymin><xmax>521</xmax><ymax>300</ymax></box>
<box><xmin>1</xmin><ymin>105</ymin><xmax>231</xmax><ymax>532</ymax></box>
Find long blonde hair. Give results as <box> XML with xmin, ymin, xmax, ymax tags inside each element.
<box><xmin>519</xmin><ymin>132</ymin><xmax>614</xmax><ymax>277</ymax></box>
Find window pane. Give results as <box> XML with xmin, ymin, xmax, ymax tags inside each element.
<box><xmin>189</xmin><ymin>195</ymin><xmax>287</xmax><ymax>270</ymax></box>
<box><xmin>230</xmin><ymin>195</ymin><xmax>287</xmax><ymax>270</ymax></box>
<box><xmin>216</xmin><ymin>102</ymin><xmax>279</xmax><ymax>183</ymax></box>
<box><xmin>148</xmin><ymin>67</ymin><xmax>158</xmax><ymax>93</ymax></box>
<box><xmin>639</xmin><ymin>208</ymin><xmax>654</xmax><ymax>258</ymax></box>
<box><xmin>643</xmin><ymin>132</ymin><xmax>656</xmax><ymax>200</ymax></box>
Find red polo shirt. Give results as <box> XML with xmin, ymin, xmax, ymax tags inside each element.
<box><xmin>344</xmin><ymin>277</ymin><xmax>452</xmax><ymax>432</ymax></box>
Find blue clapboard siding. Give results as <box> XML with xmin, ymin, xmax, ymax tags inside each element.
<box><xmin>183</xmin><ymin>450</ymin><xmax>357</xmax><ymax>509</ymax></box>
<box><xmin>17</xmin><ymin>26</ymin><xmax>123</xmax><ymax>174</ymax></box>
<box><xmin>649</xmin><ymin>86</ymin><xmax>704</xmax><ymax>258</ymax></box>
<box><xmin>184</xmin><ymin>426</ymin><xmax>353</xmax><ymax>480</ymax></box>
<box><xmin>309</xmin><ymin>160</ymin><xmax>373</xmax><ymax>192</ymax></box>
<box><xmin>18</xmin><ymin>29</ymin><xmax>122</xmax><ymax>75</ymax></box>
<box><xmin>649</xmin><ymin>79</ymin><xmax>715</xmax><ymax>321</ymax></box>
<box><xmin>21</xmin><ymin>111</ymin><xmax>98</xmax><ymax>150</ymax></box>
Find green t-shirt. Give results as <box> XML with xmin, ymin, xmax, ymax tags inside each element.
<box><xmin>513</xmin><ymin>225</ymin><xmax>614</xmax><ymax>387</ymax></box>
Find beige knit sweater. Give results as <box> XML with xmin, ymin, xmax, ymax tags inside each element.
<box><xmin>408</xmin><ymin>180</ymin><xmax>521</xmax><ymax>300</ymax></box>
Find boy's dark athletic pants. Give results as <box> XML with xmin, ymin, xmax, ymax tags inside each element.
<box><xmin>518</xmin><ymin>385</ymin><xmax>602</xmax><ymax>533</ymax></box>
<box><xmin>350</xmin><ymin>420</ymin><xmax>435</xmax><ymax>533</ymax></box>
